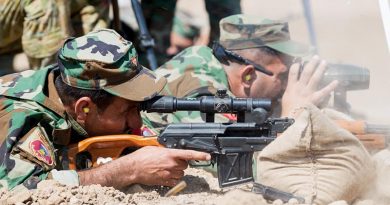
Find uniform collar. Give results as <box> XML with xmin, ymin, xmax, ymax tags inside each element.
<box><xmin>47</xmin><ymin>69</ymin><xmax>89</xmax><ymax>145</ymax></box>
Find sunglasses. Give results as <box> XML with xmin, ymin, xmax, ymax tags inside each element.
<box><xmin>212</xmin><ymin>41</ymin><xmax>273</xmax><ymax>76</ymax></box>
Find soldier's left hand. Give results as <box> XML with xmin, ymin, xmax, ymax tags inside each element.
<box><xmin>281</xmin><ymin>56</ymin><xmax>339</xmax><ymax>117</ymax></box>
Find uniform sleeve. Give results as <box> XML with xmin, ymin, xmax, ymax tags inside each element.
<box><xmin>172</xmin><ymin>15</ymin><xmax>200</xmax><ymax>39</ymax></box>
<box><xmin>0</xmin><ymin>108</ymin><xmax>58</xmax><ymax>190</ymax></box>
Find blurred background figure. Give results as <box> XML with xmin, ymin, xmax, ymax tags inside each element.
<box><xmin>166</xmin><ymin>0</ymin><xmax>210</xmax><ymax>57</ymax></box>
<box><xmin>116</xmin><ymin>0</ymin><xmax>241</xmax><ymax>66</ymax></box>
<box><xmin>0</xmin><ymin>0</ymin><xmax>110</xmax><ymax>75</ymax></box>
<box><xmin>142</xmin><ymin>0</ymin><xmax>241</xmax><ymax>65</ymax></box>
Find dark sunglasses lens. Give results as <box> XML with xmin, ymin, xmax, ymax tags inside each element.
<box><xmin>213</xmin><ymin>43</ymin><xmax>229</xmax><ymax>63</ymax></box>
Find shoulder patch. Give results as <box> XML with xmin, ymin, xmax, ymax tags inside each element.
<box><xmin>29</xmin><ymin>139</ymin><xmax>54</xmax><ymax>166</ymax></box>
<box><xmin>17</xmin><ymin>126</ymin><xmax>56</xmax><ymax>168</ymax></box>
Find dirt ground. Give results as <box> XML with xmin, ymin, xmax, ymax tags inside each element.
<box><xmin>0</xmin><ymin>168</ymin><xmax>275</xmax><ymax>205</ymax></box>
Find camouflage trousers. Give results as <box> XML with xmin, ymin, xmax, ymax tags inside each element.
<box><xmin>139</xmin><ymin>0</ymin><xmax>241</xmax><ymax>66</ymax></box>
<box><xmin>0</xmin><ymin>0</ymin><xmax>110</xmax><ymax>73</ymax></box>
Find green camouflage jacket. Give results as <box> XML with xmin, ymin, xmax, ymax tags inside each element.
<box><xmin>0</xmin><ymin>65</ymin><xmax>79</xmax><ymax>190</ymax></box>
<box><xmin>142</xmin><ymin>46</ymin><xmax>233</xmax><ymax>132</ymax></box>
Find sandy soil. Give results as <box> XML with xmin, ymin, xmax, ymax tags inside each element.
<box><xmin>0</xmin><ymin>168</ymin><xmax>276</xmax><ymax>205</ymax></box>
<box><xmin>0</xmin><ymin>167</ymin><xmax>373</xmax><ymax>204</ymax></box>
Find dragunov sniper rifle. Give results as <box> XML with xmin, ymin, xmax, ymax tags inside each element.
<box><xmin>67</xmin><ymin>89</ymin><xmax>304</xmax><ymax>202</ymax></box>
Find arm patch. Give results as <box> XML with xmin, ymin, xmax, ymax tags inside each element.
<box><xmin>16</xmin><ymin>126</ymin><xmax>55</xmax><ymax>170</ymax></box>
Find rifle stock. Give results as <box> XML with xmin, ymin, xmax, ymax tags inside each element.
<box><xmin>335</xmin><ymin>120</ymin><xmax>389</xmax><ymax>150</ymax></box>
<box><xmin>67</xmin><ymin>135</ymin><xmax>160</xmax><ymax>170</ymax></box>
<box><xmin>355</xmin><ymin>134</ymin><xmax>387</xmax><ymax>150</ymax></box>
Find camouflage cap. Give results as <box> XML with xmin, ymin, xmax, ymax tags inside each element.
<box><xmin>57</xmin><ymin>29</ymin><xmax>166</xmax><ymax>101</ymax></box>
<box><xmin>219</xmin><ymin>14</ymin><xmax>311</xmax><ymax>57</ymax></box>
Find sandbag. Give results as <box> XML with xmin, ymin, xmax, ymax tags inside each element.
<box><xmin>257</xmin><ymin>104</ymin><xmax>375</xmax><ymax>205</ymax></box>
<box><xmin>353</xmin><ymin>149</ymin><xmax>390</xmax><ymax>205</ymax></box>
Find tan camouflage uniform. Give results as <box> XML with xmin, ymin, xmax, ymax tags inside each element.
<box><xmin>0</xmin><ymin>0</ymin><xmax>110</xmax><ymax>74</ymax></box>
<box><xmin>0</xmin><ymin>29</ymin><xmax>165</xmax><ymax>190</ymax></box>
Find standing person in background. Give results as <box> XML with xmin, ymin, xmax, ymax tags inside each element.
<box><xmin>137</xmin><ymin>0</ymin><xmax>241</xmax><ymax>66</ymax></box>
<box><xmin>166</xmin><ymin>0</ymin><xmax>210</xmax><ymax>57</ymax></box>
<box><xmin>0</xmin><ymin>0</ymin><xmax>110</xmax><ymax>75</ymax></box>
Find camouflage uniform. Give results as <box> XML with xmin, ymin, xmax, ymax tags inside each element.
<box><xmin>0</xmin><ymin>0</ymin><xmax>110</xmax><ymax>73</ymax></box>
<box><xmin>0</xmin><ymin>29</ymin><xmax>165</xmax><ymax>190</ymax></box>
<box><xmin>138</xmin><ymin>0</ymin><xmax>241</xmax><ymax>66</ymax></box>
<box><xmin>142</xmin><ymin>14</ymin><xmax>311</xmax><ymax>131</ymax></box>
<box><xmin>172</xmin><ymin>9</ymin><xmax>205</xmax><ymax>41</ymax></box>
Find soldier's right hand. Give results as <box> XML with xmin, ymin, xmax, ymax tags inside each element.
<box><xmin>78</xmin><ymin>146</ymin><xmax>211</xmax><ymax>189</ymax></box>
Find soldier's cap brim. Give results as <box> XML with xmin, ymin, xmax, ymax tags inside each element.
<box><xmin>103</xmin><ymin>66</ymin><xmax>166</xmax><ymax>101</ymax></box>
<box><xmin>266</xmin><ymin>40</ymin><xmax>313</xmax><ymax>57</ymax></box>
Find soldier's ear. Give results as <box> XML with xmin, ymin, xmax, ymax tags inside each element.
<box><xmin>241</xmin><ymin>65</ymin><xmax>255</xmax><ymax>88</ymax></box>
<box><xmin>74</xmin><ymin>97</ymin><xmax>92</xmax><ymax>122</ymax></box>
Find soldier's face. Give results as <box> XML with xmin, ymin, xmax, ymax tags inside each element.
<box><xmin>84</xmin><ymin>97</ymin><xmax>142</xmax><ymax>136</ymax></box>
<box><xmin>249</xmin><ymin>54</ymin><xmax>289</xmax><ymax>99</ymax></box>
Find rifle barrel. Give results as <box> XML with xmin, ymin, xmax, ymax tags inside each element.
<box><xmin>131</xmin><ymin>0</ymin><xmax>149</xmax><ymax>35</ymax></box>
<box><xmin>131</xmin><ymin>0</ymin><xmax>158</xmax><ymax>70</ymax></box>
<box><xmin>366</xmin><ymin>123</ymin><xmax>390</xmax><ymax>134</ymax></box>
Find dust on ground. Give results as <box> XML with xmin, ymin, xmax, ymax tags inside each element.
<box><xmin>0</xmin><ymin>168</ymin><xmax>304</xmax><ymax>205</ymax></box>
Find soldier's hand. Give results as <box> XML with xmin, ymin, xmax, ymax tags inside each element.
<box><xmin>126</xmin><ymin>146</ymin><xmax>211</xmax><ymax>187</ymax></box>
<box><xmin>78</xmin><ymin>146</ymin><xmax>211</xmax><ymax>189</ymax></box>
<box><xmin>281</xmin><ymin>56</ymin><xmax>339</xmax><ymax>118</ymax></box>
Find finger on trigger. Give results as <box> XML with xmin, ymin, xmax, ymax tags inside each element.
<box><xmin>172</xmin><ymin>149</ymin><xmax>211</xmax><ymax>161</ymax></box>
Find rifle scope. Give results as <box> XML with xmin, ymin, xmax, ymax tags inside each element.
<box><xmin>141</xmin><ymin>94</ymin><xmax>272</xmax><ymax>114</ymax></box>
